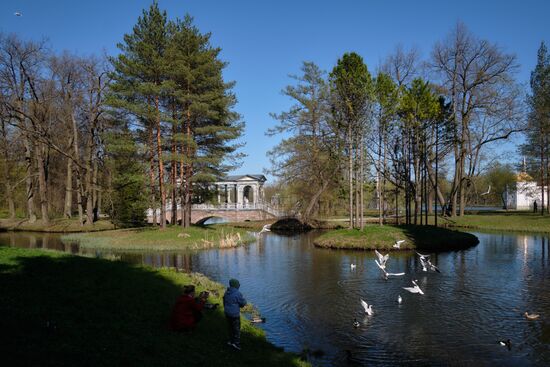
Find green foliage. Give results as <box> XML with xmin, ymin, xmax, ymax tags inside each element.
<box><xmin>484</xmin><ymin>163</ymin><xmax>517</xmax><ymax>207</ymax></box>
<box><xmin>105</xmin><ymin>128</ymin><xmax>148</xmax><ymax>227</ymax></box>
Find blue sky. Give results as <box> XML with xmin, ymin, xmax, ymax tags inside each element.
<box><xmin>1</xmin><ymin>0</ymin><xmax>549</xmax><ymax>180</ymax></box>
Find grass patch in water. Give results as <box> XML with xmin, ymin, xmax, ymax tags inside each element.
<box><xmin>314</xmin><ymin>224</ymin><xmax>478</xmax><ymax>251</ymax></box>
<box><xmin>62</xmin><ymin>224</ymin><xmax>255</xmax><ymax>251</ymax></box>
<box><xmin>0</xmin><ymin>246</ymin><xmax>309</xmax><ymax>367</ymax></box>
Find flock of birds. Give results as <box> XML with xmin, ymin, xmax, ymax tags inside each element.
<box><xmin>350</xmin><ymin>242</ymin><xmax>541</xmax><ymax>351</ymax></box>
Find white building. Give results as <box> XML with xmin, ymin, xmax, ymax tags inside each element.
<box><xmin>506</xmin><ymin>172</ymin><xmax>548</xmax><ymax>210</ymax></box>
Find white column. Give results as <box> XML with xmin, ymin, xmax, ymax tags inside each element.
<box><xmin>237</xmin><ymin>185</ymin><xmax>243</xmax><ymax>206</ymax></box>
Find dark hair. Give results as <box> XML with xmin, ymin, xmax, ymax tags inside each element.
<box><xmin>183</xmin><ymin>285</ymin><xmax>195</xmax><ymax>295</ymax></box>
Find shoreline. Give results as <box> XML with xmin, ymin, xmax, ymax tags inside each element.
<box><xmin>0</xmin><ymin>246</ymin><xmax>309</xmax><ymax>366</ymax></box>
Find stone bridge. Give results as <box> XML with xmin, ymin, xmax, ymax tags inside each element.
<box><xmin>147</xmin><ymin>203</ymin><xmax>285</xmax><ymax>225</ymax></box>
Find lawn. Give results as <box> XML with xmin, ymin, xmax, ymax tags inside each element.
<box><xmin>62</xmin><ymin>224</ymin><xmax>256</xmax><ymax>251</ymax></box>
<box><xmin>0</xmin><ymin>246</ymin><xmax>308</xmax><ymax>367</ymax></box>
<box><xmin>314</xmin><ymin>224</ymin><xmax>479</xmax><ymax>251</ymax></box>
<box><xmin>437</xmin><ymin>211</ymin><xmax>550</xmax><ymax>233</ymax></box>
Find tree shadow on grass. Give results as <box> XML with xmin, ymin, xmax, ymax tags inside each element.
<box><xmin>398</xmin><ymin>225</ymin><xmax>479</xmax><ymax>252</ymax></box>
<box><xmin>0</xmin><ymin>249</ymin><xmax>306</xmax><ymax>367</ymax></box>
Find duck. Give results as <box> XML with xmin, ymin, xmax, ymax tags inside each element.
<box><xmin>524</xmin><ymin>312</ymin><xmax>540</xmax><ymax>320</ymax></box>
<box><xmin>498</xmin><ymin>339</ymin><xmax>511</xmax><ymax>350</ymax></box>
<box><xmin>398</xmin><ymin>295</ymin><xmax>402</xmax><ymax>304</ymax></box>
<box><xmin>360</xmin><ymin>299</ymin><xmax>373</xmax><ymax>316</ymax></box>
<box><xmin>353</xmin><ymin>318</ymin><xmax>360</xmax><ymax>328</ymax></box>
<box><xmin>251</xmin><ymin>316</ymin><xmax>266</xmax><ymax>323</ymax></box>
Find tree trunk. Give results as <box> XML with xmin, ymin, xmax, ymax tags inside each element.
<box><xmin>148</xmin><ymin>123</ymin><xmax>157</xmax><ymax>226</ymax></box>
<box><xmin>348</xmin><ymin>125</ymin><xmax>354</xmax><ymax>229</ymax></box>
<box><xmin>155</xmin><ymin>96</ymin><xmax>166</xmax><ymax>229</ymax></box>
<box><xmin>64</xmin><ymin>158</ymin><xmax>73</xmax><ymax>218</ymax></box>
<box><xmin>35</xmin><ymin>142</ymin><xmax>49</xmax><ymax>225</ymax></box>
<box><xmin>23</xmin><ymin>132</ymin><xmax>36</xmax><ymax>223</ymax></box>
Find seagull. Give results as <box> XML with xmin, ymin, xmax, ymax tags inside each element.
<box><xmin>498</xmin><ymin>339</ymin><xmax>511</xmax><ymax>350</ymax></box>
<box><xmin>426</xmin><ymin>259</ymin><xmax>441</xmax><ymax>273</ymax></box>
<box><xmin>14</xmin><ymin>12</ymin><xmax>22</xmax><ymax>17</ymax></box>
<box><xmin>350</xmin><ymin>263</ymin><xmax>356</xmax><ymax>270</ymax></box>
<box><xmin>375</xmin><ymin>250</ymin><xmax>389</xmax><ymax>269</ymax></box>
<box><xmin>375</xmin><ymin>260</ymin><xmax>405</xmax><ymax>279</ymax></box>
<box><xmin>419</xmin><ymin>257</ymin><xmax>428</xmax><ymax>272</ymax></box>
<box><xmin>397</xmin><ymin>295</ymin><xmax>402</xmax><ymax>304</ymax></box>
<box><xmin>403</xmin><ymin>280</ymin><xmax>424</xmax><ymax>295</ymax></box>
<box><xmin>353</xmin><ymin>318</ymin><xmax>360</xmax><ymax>328</ymax></box>
<box><xmin>360</xmin><ymin>299</ymin><xmax>373</xmax><ymax>316</ymax></box>
<box><xmin>258</xmin><ymin>224</ymin><xmax>271</xmax><ymax>235</ymax></box>
<box><xmin>416</xmin><ymin>251</ymin><xmax>430</xmax><ymax>261</ymax></box>
<box><xmin>393</xmin><ymin>240</ymin><xmax>405</xmax><ymax>249</ymax></box>
<box><xmin>480</xmin><ymin>185</ymin><xmax>491</xmax><ymax>196</ymax></box>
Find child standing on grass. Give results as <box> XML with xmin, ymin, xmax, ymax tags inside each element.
<box><xmin>223</xmin><ymin>278</ymin><xmax>247</xmax><ymax>350</ymax></box>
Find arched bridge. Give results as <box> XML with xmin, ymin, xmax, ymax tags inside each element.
<box><xmin>147</xmin><ymin>203</ymin><xmax>285</xmax><ymax>224</ymax></box>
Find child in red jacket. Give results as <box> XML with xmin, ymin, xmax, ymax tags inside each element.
<box><xmin>170</xmin><ymin>285</ymin><xmax>208</xmax><ymax>331</ymax></box>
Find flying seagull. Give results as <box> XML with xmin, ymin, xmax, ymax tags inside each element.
<box><xmin>375</xmin><ymin>250</ymin><xmax>389</xmax><ymax>269</ymax></box>
<box><xmin>393</xmin><ymin>240</ymin><xmax>405</xmax><ymax>249</ymax></box>
<box><xmin>259</xmin><ymin>224</ymin><xmax>271</xmax><ymax>234</ymax></box>
<box><xmin>403</xmin><ymin>280</ymin><xmax>424</xmax><ymax>295</ymax></box>
<box><xmin>426</xmin><ymin>258</ymin><xmax>441</xmax><ymax>273</ymax></box>
<box><xmin>480</xmin><ymin>185</ymin><xmax>491</xmax><ymax>196</ymax></box>
<box><xmin>360</xmin><ymin>299</ymin><xmax>373</xmax><ymax>316</ymax></box>
<box><xmin>397</xmin><ymin>295</ymin><xmax>403</xmax><ymax>304</ymax></box>
<box><xmin>14</xmin><ymin>12</ymin><xmax>22</xmax><ymax>17</ymax></box>
<box><xmin>375</xmin><ymin>259</ymin><xmax>405</xmax><ymax>279</ymax></box>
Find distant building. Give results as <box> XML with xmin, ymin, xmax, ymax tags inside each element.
<box><xmin>506</xmin><ymin>172</ymin><xmax>548</xmax><ymax>210</ymax></box>
<box><xmin>211</xmin><ymin>174</ymin><xmax>267</xmax><ymax>206</ymax></box>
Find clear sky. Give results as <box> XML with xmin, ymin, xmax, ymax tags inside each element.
<box><xmin>1</xmin><ymin>0</ymin><xmax>549</xmax><ymax>179</ymax></box>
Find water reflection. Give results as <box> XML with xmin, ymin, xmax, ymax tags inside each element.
<box><xmin>1</xmin><ymin>229</ymin><xmax>549</xmax><ymax>366</ymax></box>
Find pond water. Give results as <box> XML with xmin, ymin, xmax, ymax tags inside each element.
<box><xmin>1</xmin><ymin>229</ymin><xmax>549</xmax><ymax>366</ymax></box>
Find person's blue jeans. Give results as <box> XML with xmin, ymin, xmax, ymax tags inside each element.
<box><xmin>226</xmin><ymin>315</ymin><xmax>241</xmax><ymax>346</ymax></box>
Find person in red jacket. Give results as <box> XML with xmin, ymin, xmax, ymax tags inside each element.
<box><xmin>170</xmin><ymin>285</ymin><xmax>208</xmax><ymax>331</ymax></box>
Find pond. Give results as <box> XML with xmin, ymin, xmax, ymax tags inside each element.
<box><xmin>1</xmin><ymin>229</ymin><xmax>549</xmax><ymax>366</ymax></box>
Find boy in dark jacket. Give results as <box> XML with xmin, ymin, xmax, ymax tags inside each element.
<box><xmin>223</xmin><ymin>278</ymin><xmax>247</xmax><ymax>350</ymax></box>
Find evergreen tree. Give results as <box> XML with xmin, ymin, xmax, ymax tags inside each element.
<box><xmin>109</xmin><ymin>1</ymin><xmax>169</xmax><ymax>228</ymax></box>
<box><xmin>105</xmin><ymin>127</ymin><xmax>148</xmax><ymax>227</ymax></box>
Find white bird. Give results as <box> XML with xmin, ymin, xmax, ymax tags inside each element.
<box><xmin>375</xmin><ymin>260</ymin><xmax>405</xmax><ymax>279</ymax></box>
<box><xmin>14</xmin><ymin>12</ymin><xmax>22</xmax><ymax>17</ymax></box>
<box><xmin>393</xmin><ymin>240</ymin><xmax>405</xmax><ymax>249</ymax></box>
<box><xmin>397</xmin><ymin>295</ymin><xmax>402</xmax><ymax>304</ymax></box>
<box><xmin>416</xmin><ymin>251</ymin><xmax>430</xmax><ymax>261</ymax></box>
<box><xmin>403</xmin><ymin>280</ymin><xmax>424</xmax><ymax>295</ymax></box>
<box><xmin>353</xmin><ymin>318</ymin><xmax>360</xmax><ymax>328</ymax></box>
<box><xmin>480</xmin><ymin>185</ymin><xmax>491</xmax><ymax>196</ymax></box>
<box><xmin>258</xmin><ymin>224</ymin><xmax>271</xmax><ymax>235</ymax></box>
<box><xmin>350</xmin><ymin>263</ymin><xmax>356</xmax><ymax>270</ymax></box>
<box><xmin>360</xmin><ymin>299</ymin><xmax>373</xmax><ymax>316</ymax></box>
<box><xmin>419</xmin><ymin>257</ymin><xmax>428</xmax><ymax>272</ymax></box>
<box><xmin>375</xmin><ymin>250</ymin><xmax>389</xmax><ymax>269</ymax></box>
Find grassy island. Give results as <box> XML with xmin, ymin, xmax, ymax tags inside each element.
<box><xmin>0</xmin><ymin>247</ymin><xmax>309</xmax><ymax>367</ymax></box>
<box><xmin>62</xmin><ymin>224</ymin><xmax>256</xmax><ymax>251</ymax></box>
<box><xmin>314</xmin><ymin>224</ymin><xmax>479</xmax><ymax>251</ymax></box>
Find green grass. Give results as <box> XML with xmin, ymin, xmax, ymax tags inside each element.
<box><xmin>435</xmin><ymin>211</ymin><xmax>550</xmax><ymax>233</ymax></box>
<box><xmin>0</xmin><ymin>246</ymin><xmax>309</xmax><ymax>367</ymax></box>
<box><xmin>0</xmin><ymin>217</ymin><xmax>115</xmax><ymax>232</ymax></box>
<box><xmin>62</xmin><ymin>224</ymin><xmax>256</xmax><ymax>251</ymax></box>
<box><xmin>314</xmin><ymin>224</ymin><xmax>479</xmax><ymax>251</ymax></box>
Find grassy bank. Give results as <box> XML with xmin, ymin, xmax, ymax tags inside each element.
<box><xmin>0</xmin><ymin>217</ymin><xmax>115</xmax><ymax>233</ymax></box>
<box><xmin>437</xmin><ymin>211</ymin><xmax>550</xmax><ymax>233</ymax></box>
<box><xmin>63</xmin><ymin>224</ymin><xmax>256</xmax><ymax>251</ymax></box>
<box><xmin>314</xmin><ymin>224</ymin><xmax>479</xmax><ymax>251</ymax></box>
<box><xmin>0</xmin><ymin>247</ymin><xmax>308</xmax><ymax>367</ymax></box>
